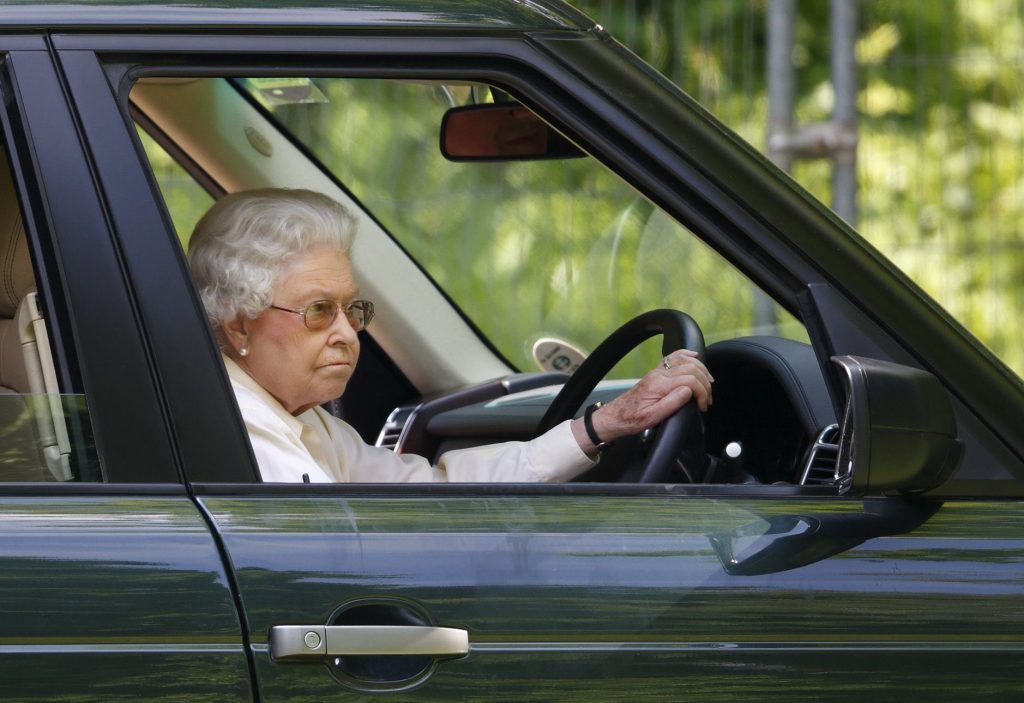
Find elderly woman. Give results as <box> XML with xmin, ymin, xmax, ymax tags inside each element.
<box><xmin>188</xmin><ymin>189</ymin><xmax>712</xmax><ymax>483</ymax></box>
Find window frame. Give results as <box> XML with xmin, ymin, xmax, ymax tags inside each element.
<box><xmin>80</xmin><ymin>34</ymin><xmax>815</xmax><ymax>490</ymax></box>
<box><xmin>57</xmin><ymin>30</ymin><xmax>1024</xmax><ymax>496</ymax></box>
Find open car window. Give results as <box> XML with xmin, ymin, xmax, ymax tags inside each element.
<box><xmin>132</xmin><ymin>74</ymin><xmax>845</xmax><ymax>489</ymax></box>
<box><xmin>243</xmin><ymin>77</ymin><xmax>808</xmax><ymax>377</ymax></box>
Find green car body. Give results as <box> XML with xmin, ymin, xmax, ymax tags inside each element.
<box><xmin>0</xmin><ymin>1</ymin><xmax>1020</xmax><ymax>701</ymax></box>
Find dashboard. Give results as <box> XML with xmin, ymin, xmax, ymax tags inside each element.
<box><xmin>377</xmin><ymin>337</ymin><xmax>839</xmax><ymax>486</ymax></box>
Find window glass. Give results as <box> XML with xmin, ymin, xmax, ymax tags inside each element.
<box><xmin>0</xmin><ymin>149</ymin><xmax>100</xmax><ymax>482</ymax></box>
<box><xmin>249</xmin><ymin>78</ymin><xmax>807</xmax><ymax>376</ymax></box>
<box><xmin>134</xmin><ymin>127</ymin><xmax>214</xmax><ymax>246</ymax></box>
<box><xmin>0</xmin><ymin>395</ymin><xmax>97</xmax><ymax>482</ymax></box>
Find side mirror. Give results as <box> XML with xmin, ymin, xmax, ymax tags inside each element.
<box><xmin>440</xmin><ymin>104</ymin><xmax>585</xmax><ymax>161</ymax></box>
<box><xmin>832</xmin><ymin>356</ymin><xmax>961</xmax><ymax>495</ymax></box>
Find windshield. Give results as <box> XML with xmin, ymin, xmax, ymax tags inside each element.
<box><xmin>238</xmin><ymin>78</ymin><xmax>805</xmax><ymax>375</ymax></box>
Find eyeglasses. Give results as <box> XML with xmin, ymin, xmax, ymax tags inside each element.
<box><xmin>268</xmin><ymin>299</ymin><xmax>375</xmax><ymax>331</ymax></box>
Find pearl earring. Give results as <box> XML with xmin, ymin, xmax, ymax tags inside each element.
<box><xmin>240</xmin><ymin>346</ymin><xmax>249</xmax><ymax>357</ymax></box>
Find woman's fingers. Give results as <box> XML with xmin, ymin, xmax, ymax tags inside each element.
<box><xmin>644</xmin><ymin>384</ymin><xmax>695</xmax><ymax>419</ymax></box>
<box><xmin>594</xmin><ymin>354</ymin><xmax>714</xmax><ymax>441</ymax></box>
<box><xmin>660</xmin><ymin>353</ymin><xmax>713</xmax><ymax>411</ymax></box>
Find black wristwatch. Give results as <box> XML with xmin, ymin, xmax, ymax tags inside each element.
<box><xmin>583</xmin><ymin>401</ymin><xmax>610</xmax><ymax>452</ymax></box>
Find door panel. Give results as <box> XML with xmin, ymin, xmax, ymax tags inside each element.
<box><xmin>203</xmin><ymin>493</ymin><xmax>1024</xmax><ymax>701</ymax></box>
<box><xmin>0</xmin><ymin>496</ymin><xmax>251</xmax><ymax>702</ymax></box>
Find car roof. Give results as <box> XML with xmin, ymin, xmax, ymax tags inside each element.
<box><xmin>0</xmin><ymin>0</ymin><xmax>594</xmax><ymax>32</ymax></box>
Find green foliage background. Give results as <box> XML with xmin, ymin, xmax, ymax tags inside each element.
<box><xmin>262</xmin><ymin>79</ymin><xmax>807</xmax><ymax>376</ymax></box>
<box><xmin>574</xmin><ymin>0</ymin><xmax>1024</xmax><ymax>376</ymax></box>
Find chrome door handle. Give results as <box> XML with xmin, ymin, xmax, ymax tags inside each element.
<box><xmin>269</xmin><ymin>625</ymin><xmax>469</xmax><ymax>661</ymax></box>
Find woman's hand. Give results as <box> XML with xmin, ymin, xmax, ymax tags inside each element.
<box><xmin>570</xmin><ymin>349</ymin><xmax>713</xmax><ymax>454</ymax></box>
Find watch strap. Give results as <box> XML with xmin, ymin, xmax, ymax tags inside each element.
<box><xmin>583</xmin><ymin>402</ymin><xmax>609</xmax><ymax>451</ymax></box>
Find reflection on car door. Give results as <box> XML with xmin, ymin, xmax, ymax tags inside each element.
<box><xmin>0</xmin><ymin>497</ymin><xmax>252</xmax><ymax>702</ymax></box>
<box><xmin>202</xmin><ymin>491</ymin><xmax>1024</xmax><ymax>701</ymax></box>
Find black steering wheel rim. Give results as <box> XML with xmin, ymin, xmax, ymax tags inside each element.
<box><xmin>535</xmin><ymin>309</ymin><xmax>706</xmax><ymax>482</ymax></box>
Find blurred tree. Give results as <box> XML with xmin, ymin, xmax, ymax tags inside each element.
<box><xmin>573</xmin><ymin>0</ymin><xmax>1024</xmax><ymax>377</ymax></box>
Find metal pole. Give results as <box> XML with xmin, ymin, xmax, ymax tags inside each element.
<box><xmin>767</xmin><ymin>0</ymin><xmax>795</xmax><ymax>173</ymax></box>
<box><xmin>758</xmin><ymin>0</ymin><xmax>796</xmax><ymax>331</ymax></box>
<box><xmin>830</xmin><ymin>0</ymin><xmax>858</xmax><ymax>225</ymax></box>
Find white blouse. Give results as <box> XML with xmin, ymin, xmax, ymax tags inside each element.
<box><xmin>225</xmin><ymin>357</ymin><xmax>594</xmax><ymax>483</ymax></box>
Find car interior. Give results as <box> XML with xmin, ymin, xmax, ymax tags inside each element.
<box><xmin>0</xmin><ymin>147</ymin><xmax>77</xmax><ymax>482</ymax></box>
<box><xmin>127</xmin><ymin>75</ymin><xmax>844</xmax><ymax>489</ymax></box>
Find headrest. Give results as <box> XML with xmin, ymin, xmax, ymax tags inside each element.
<box><xmin>0</xmin><ymin>151</ymin><xmax>34</xmax><ymax>318</ymax></box>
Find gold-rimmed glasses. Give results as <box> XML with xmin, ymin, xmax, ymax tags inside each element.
<box><xmin>268</xmin><ymin>299</ymin><xmax>374</xmax><ymax>331</ymax></box>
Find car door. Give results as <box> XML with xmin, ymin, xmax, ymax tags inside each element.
<box><xmin>0</xmin><ymin>39</ymin><xmax>251</xmax><ymax>703</ymax></box>
<box><xmin>55</xmin><ymin>26</ymin><xmax>1024</xmax><ymax>702</ymax></box>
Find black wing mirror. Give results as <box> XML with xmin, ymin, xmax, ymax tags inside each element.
<box><xmin>710</xmin><ymin>356</ymin><xmax>956</xmax><ymax>576</ymax></box>
<box><xmin>440</xmin><ymin>104</ymin><xmax>585</xmax><ymax>161</ymax></box>
<box><xmin>832</xmin><ymin>356</ymin><xmax>961</xmax><ymax>495</ymax></box>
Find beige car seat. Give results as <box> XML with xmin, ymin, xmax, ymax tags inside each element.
<box><xmin>0</xmin><ymin>150</ymin><xmax>71</xmax><ymax>481</ymax></box>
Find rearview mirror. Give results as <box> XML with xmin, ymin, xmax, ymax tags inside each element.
<box><xmin>440</xmin><ymin>104</ymin><xmax>585</xmax><ymax>161</ymax></box>
<box><xmin>832</xmin><ymin>356</ymin><xmax>961</xmax><ymax>494</ymax></box>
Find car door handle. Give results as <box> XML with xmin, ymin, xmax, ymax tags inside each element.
<box><xmin>269</xmin><ymin>625</ymin><xmax>469</xmax><ymax>661</ymax></box>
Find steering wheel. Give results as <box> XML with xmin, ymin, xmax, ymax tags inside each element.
<box><xmin>535</xmin><ymin>309</ymin><xmax>706</xmax><ymax>483</ymax></box>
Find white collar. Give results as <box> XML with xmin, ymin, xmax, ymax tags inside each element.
<box><xmin>222</xmin><ymin>354</ymin><xmax>310</xmax><ymax>439</ymax></box>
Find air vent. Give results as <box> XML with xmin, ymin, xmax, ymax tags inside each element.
<box><xmin>800</xmin><ymin>424</ymin><xmax>840</xmax><ymax>486</ymax></box>
<box><xmin>375</xmin><ymin>406</ymin><xmax>415</xmax><ymax>450</ymax></box>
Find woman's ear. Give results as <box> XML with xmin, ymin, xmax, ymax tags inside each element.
<box><xmin>221</xmin><ymin>315</ymin><xmax>251</xmax><ymax>358</ymax></box>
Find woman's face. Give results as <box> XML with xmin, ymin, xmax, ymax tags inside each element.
<box><xmin>230</xmin><ymin>247</ymin><xmax>361</xmax><ymax>415</ymax></box>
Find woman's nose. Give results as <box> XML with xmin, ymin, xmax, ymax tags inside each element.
<box><xmin>327</xmin><ymin>309</ymin><xmax>359</xmax><ymax>344</ymax></box>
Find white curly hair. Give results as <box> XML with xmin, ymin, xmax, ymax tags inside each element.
<box><xmin>188</xmin><ymin>188</ymin><xmax>355</xmax><ymax>326</ymax></box>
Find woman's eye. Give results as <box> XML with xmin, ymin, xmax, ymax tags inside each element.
<box><xmin>306</xmin><ymin>301</ymin><xmax>332</xmax><ymax>321</ymax></box>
